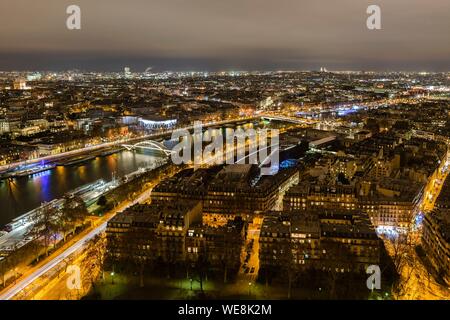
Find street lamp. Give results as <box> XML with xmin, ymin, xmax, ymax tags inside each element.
<box><xmin>248</xmin><ymin>282</ymin><xmax>252</xmax><ymax>296</ymax></box>
<box><xmin>111</xmin><ymin>272</ymin><xmax>115</xmax><ymax>284</ymax></box>
<box><xmin>190</xmin><ymin>278</ymin><xmax>193</xmax><ymax>291</ymax></box>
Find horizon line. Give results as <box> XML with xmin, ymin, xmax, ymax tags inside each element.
<box><xmin>0</xmin><ymin>69</ymin><xmax>449</xmax><ymax>74</ymax></box>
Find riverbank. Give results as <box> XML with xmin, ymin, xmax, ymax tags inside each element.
<box><xmin>0</xmin><ymin>150</ymin><xmax>166</xmax><ymax>226</ymax></box>
<box><xmin>0</xmin><ymin>116</ymin><xmax>259</xmax><ymax>174</ymax></box>
<box><xmin>0</xmin><ymin>147</ymin><xmax>125</xmax><ymax>180</ymax></box>
<box><xmin>0</xmin><ymin>161</ymin><xmax>180</xmax><ymax>298</ymax></box>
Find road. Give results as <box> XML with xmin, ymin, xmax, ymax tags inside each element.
<box><xmin>1</xmin><ymin>100</ymin><xmax>417</xmax><ymax>174</ymax></box>
<box><xmin>391</xmin><ymin>241</ymin><xmax>450</xmax><ymax>300</ymax></box>
<box><xmin>0</xmin><ymin>116</ymin><xmax>258</xmax><ymax>173</ymax></box>
<box><xmin>0</xmin><ymin>179</ymin><xmax>118</xmax><ymax>253</ymax></box>
<box><xmin>232</xmin><ymin>218</ymin><xmax>261</xmax><ymax>290</ymax></box>
<box><xmin>0</xmin><ymin>115</ymin><xmax>263</xmax><ymax>300</ymax></box>
<box><xmin>392</xmin><ymin>154</ymin><xmax>450</xmax><ymax>300</ymax></box>
<box><xmin>421</xmin><ymin>160</ymin><xmax>449</xmax><ymax>212</ymax></box>
<box><xmin>31</xmin><ymin>249</ymin><xmax>88</xmax><ymax>300</ymax></box>
<box><xmin>0</xmin><ymin>182</ymin><xmax>156</xmax><ymax>300</ymax></box>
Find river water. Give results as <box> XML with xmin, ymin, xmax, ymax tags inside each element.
<box><xmin>0</xmin><ymin>119</ymin><xmax>282</xmax><ymax>227</ymax></box>
<box><xmin>0</xmin><ymin>151</ymin><xmax>161</xmax><ymax>227</ymax></box>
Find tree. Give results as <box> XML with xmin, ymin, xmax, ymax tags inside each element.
<box><xmin>337</xmin><ymin>172</ymin><xmax>350</xmax><ymax>185</ymax></box>
<box><xmin>123</xmin><ymin>227</ymin><xmax>153</xmax><ymax>288</ymax></box>
<box><xmin>60</xmin><ymin>195</ymin><xmax>89</xmax><ymax>241</ymax></box>
<box><xmin>273</xmin><ymin>224</ymin><xmax>304</xmax><ymax>299</ymax></box>
<box><xmin>65</xmin><ymin>195</ymin><xmax>89</xmax><ymax>222</ymax></box>
<box><xmin>220</xmin><ymin>230</ymin><xmax>243</xmax><ymax>284</ymax></box>
<box><xmin>190</xmin><ymin>253</ymin><xmax>209</xmax><ymax>293</ymax></box>
<box><xmin>82</xmin><ymin>234</ymin><xmax>107</xmax><ymax>294</ymax></box>
<box><xmin>389</xmin><ymin>231</ymin><xmax>416</xmax><ymax>297</ymax></box>
<box><xmin>283</xmin><ymin>237</ymin><xmax>298</xmax><ymax>299</ymax></box>
<box><xmin>319</xmin><ymin>238</ymin><xmax>363</xmax><ymax>299</ymax></box>
<box><xmin>0</xmin><ymin>257</ymin><xmax>9</xmax><ymax>287</ymax></box>
<box><xmin>25</xmin><ymin>204</ymin><xmax>60</xmax><ymax>258</ymax></box>
<box><xmin>97</xmin><ymin>195</ymin><xmax>107</xmax><ymax>207</ymax></box>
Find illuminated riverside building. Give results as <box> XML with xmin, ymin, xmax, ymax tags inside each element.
<box><xmin>138</xmin><ymin>116</ymin><xmax>177</xmax><ymax>129</ymax></box>
<box><xmin>185</xmin><ymin>217</ymin><xmax>246</xmax><ymax>274</ymax></box>
<box><xmin>105</xmin><ymin>201</ymin><xmax>246</xmax><ymax>270</ymax></box>
<box><xmin>259</xmin><ymin>210</ymin><xmax>381</xmax><ymax>274</ymax></box>
<box><xmin>106</xmin><ymin>201</ymin><xmax>202</xmax><ymax>263</ymax></box>
<box><xmin>151</xmin><ymin>167</ymin><xmax>219</xmax><ymax>205</ymax></box>
<box><xmin>283</xmin><ymin>184</ymin><xmax>357</xmax><ymax>212</ymax></box>
<box><xmin>283</xmin><ymin>178</ymin><xmax>423</xmax><ymax>229</ymax></box>
<box><xmin>204</xmin><ymin>165</ymin><xmax>299</xmax><ymax>223</ymax></box>
<box><xmin>151</xmin><ymin>164</ymin><xmax>300</xmax><ymax>224</ymax></box>
<box><xmin>119</xmin><ymin>115</ymin><xmax>177</xmax><ymax>129</ymax></box>
<box><xmin>357</xmin><ymin>178</ymin><xmax>424</xmax><ymax>229</ymax></box>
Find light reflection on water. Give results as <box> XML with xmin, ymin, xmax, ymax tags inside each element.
<box><xmin>0</xmin><ymin>120</ymin><xmax>274</xmax><ymax>227</ymax></box>
<box><xmin>0</xmin><ymin>150</ymin><xmax>160</xmax><ymax>227</ymax></box>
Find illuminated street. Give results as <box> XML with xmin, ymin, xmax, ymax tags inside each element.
<box><xmin>0</xmin><ymin>169</ymin><xmax>171</xmax><ymax>300</ymax></box>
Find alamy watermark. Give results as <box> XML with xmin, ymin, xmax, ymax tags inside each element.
<box><xmin>366</xmin><ymin>265</ymin><xmax>381</xmax><ymax>290</ymax></box>
<box><xmin>67</xmin><ymin>5</ymin><xmax>381</xmax><ymax>31</ymax></box>
<box><xmin>367</xmin><ymin>5</ymin><xmax>382</xmax><ymax>30</ymax></box>
<box><xmin>170</xmin><ymin>121</ymin><xmax>279</xmax><ymax>175</ymax></box>
<box><xmin>66</xmin><ymin>5</ymin><xmax>81</xmax><ymax>30</ymax></box>
<box><xmin>66</xmin><ymin>265</ymin><xmax>81</xmax><ymax>290</ymax></box>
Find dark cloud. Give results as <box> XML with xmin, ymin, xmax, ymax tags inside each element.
<box><xmin>0</xmin><ymin>0</ymin><xmax>449</xmax><ymax>71</ymax></box>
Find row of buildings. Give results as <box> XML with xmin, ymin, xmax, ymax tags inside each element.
<box><xmin>106</xmin><ymin>200</ymin><xmax>246</xmax><ymax>273</ymax></box>
<box><xmin>151</xmin><ymin>164</ymin><xmax>300</xmax><ymax>224</ymax></box>
<box><xmin>106</xmin><ymin>163</ymin><xmax>383</xmax><ymax>279</ymax></box>
<box><xmin>259</xmin><ymin>209</ymin><xmax>381</xmax><ymax>274</ymax></box>
<box><xmin>106</xmin><ymin>126</ymin><xmax>448</xmax><ymax>282</ymax></box>
<box><xmin>283</xmin><ymin>178</ymin><xmax>424</xmax><ymax>229</ymax></box>
<box><xmin>422</xmin><ymin>176</ymin><xmax>450</xmax><ymax>285</ymax></box>
<box><xmin>107</xmin><ymin>164</ymin><xmax>299</xmax><ymax>269</ymax></box>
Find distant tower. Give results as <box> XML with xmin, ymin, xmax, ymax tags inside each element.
<box><xmin>124</xmin><ymin>67</ymin><xmax>131</xmax><ymax>78</ymax></box>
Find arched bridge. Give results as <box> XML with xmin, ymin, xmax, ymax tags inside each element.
<box><xmin>122</xmin><ymin>140</ymin><xmax>174</xmax><ymax>156</ymax></box>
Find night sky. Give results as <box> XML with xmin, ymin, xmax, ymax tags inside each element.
<box><xmin>0</xmin><ymin>0</ymin><xmax>449</xmax><ymax>72</ymax></box>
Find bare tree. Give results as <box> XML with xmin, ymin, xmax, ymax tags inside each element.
<box><xmin>82</xmin><ymin>234</ymin><xmax>107</xmax><ymax>294</ymax></box>
<box><xmin>0</xmin><ymin>258</ymin><xmax>9</xmax><ymax>287</ymax></box>
<box><xmin>388</xmin><ymin>227</ymin><xmax>416</xmax><ymax>297</ymax></box>
<box><xmin>60</xmin><ymin>195</ymin><xmax>89</xmax><ymax>241</ymax></box>
<box><xmin>25</xmin><ymin>204</ymin><xmax>60</xmax><ymax>258</ymax></box>
<box><xmin>192</xmin><ymin>253</ymin><xmax>209</xmax><ymax>293</ymax></box>
<box><xmin>220</xmin><ymin>230</ymin><xmax>243</xmax><ymax>284</ymax></box>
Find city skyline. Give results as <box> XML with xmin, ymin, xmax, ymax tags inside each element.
<box><xmin>0</xmin><ymin>0</ymin><xmax>449</xmax><ymax>305</ymax></box>
<box><xmin>0</xmin><ymin>67</ymin><xmax>449</xmax><ymax>302</ymax></box>
<box><xmin>0</xmin><ymin>0</ymin><xmax>449</xmax><ymax>72</ymax></box>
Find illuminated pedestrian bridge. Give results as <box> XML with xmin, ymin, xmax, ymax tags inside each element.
<box><xmin>122</xmin><ymin>140</ymin><xmax>174</xmax><ymax>156</ymax></box>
